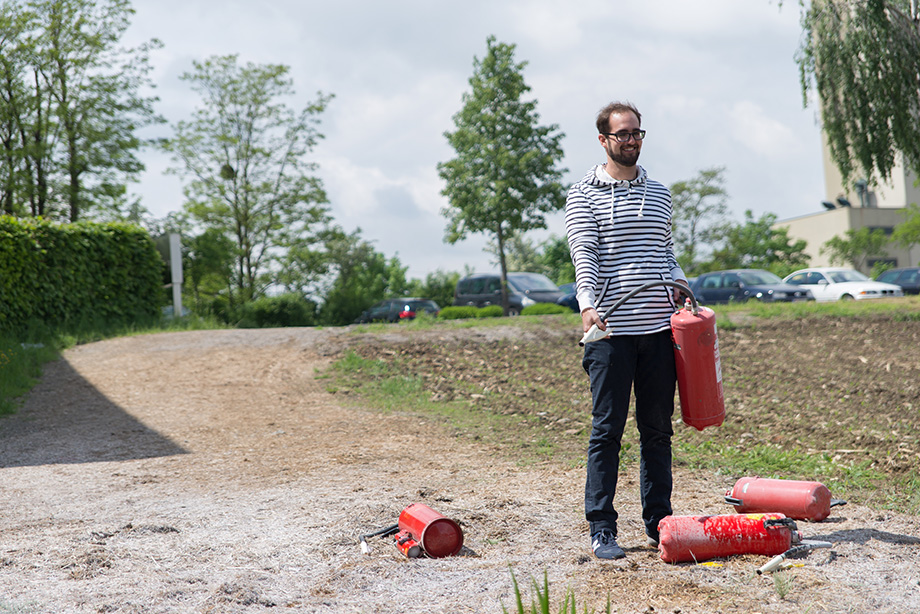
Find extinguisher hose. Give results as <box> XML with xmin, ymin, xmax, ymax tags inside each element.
<box><xmin>359</xmin><ymin>523</ymin><xmax>399</xmax><ymax>554</ymax></box>
<box><xmin>580</xmin><ymin>280</ymin><xmax>696</xmax><ymax>346</ymax></box>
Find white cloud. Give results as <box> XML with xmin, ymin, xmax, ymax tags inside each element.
<box><xmin>729</xmin><ymin>101</ymin><xmax>798</xmax><ymax>158</ymax></box>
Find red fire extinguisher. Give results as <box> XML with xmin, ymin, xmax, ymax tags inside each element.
<box><xmin>671</xmin><ymin>298</ymin><xmax>725</xmax><ymax>430</ymax></box>
<box><xmin>657</xmin><ymin>513</ymin><xmax>800</xmax><ymax>564</ymax></box>
<box><xmin>359</xmin><ymin>503</ymin><xmax>464</xmax><ymax>559</ymax></box>
<box><xmin>724</xmin><ymin>477</ymin><xmax>847</xmax><ymax>522</ymax></box>
<box><xmin>579</xmin><ymin>281</ymin><xmax>724</xmax><ymax>430</ymax></box>
<box><xmin>396</xmin><ymin>502</ymin><xmax>464</xmax><ymax>558</ymax></box>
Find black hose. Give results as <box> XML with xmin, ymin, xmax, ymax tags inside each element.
<box><xmin>359</xmin><ymin>523</ymin><xmax>400</xmax><ymax>553</ymax></box>
<box><xmin>598</xmin><ymin>280</ymin><xmax>697</xmax><ymax>321</ymax></box>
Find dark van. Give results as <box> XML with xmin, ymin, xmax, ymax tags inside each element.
<box><xmin>453</xmin><ymin>272</ymin><xmax>563</xmax><ymax>315</ymax></box>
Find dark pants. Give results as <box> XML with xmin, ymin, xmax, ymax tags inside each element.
<box><xmin>583</xmin><ymin>330</ymin><xmax>676</xmax><ymax>539</ymax></box>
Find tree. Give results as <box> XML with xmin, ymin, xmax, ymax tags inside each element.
<box><xmin>438</xmin><ymin>36</ymin><xmax>566</xmax><ymax>315</ymax></box>
<box><xmin>821</xmin><ymin>227</ymin><xmax>890</xmax><ymax>270</ymax></box>
<box><xmin>405</xmin><ymin>269</ymin><xmax>462</xmax><ymax>311</ymax></box>
<box><xmin>162</xmin><ymin>55</ymin><xmax>333</xmax><ymax>305</ymax></box>
<box><xmin>670</xmin><ymin>167</ymin><xmax>729</xmax><ymax>275</ymax></box>
<box><xmin>891</xmin><ymin>202</ymin><xmax>920</xmax><ymax>250</ymax></box>
<box><xmin>318</xmin><ymin>228</ymin><xmax>408</xmax><ymax>326</ymax></box>
<box><xmin>0</xmin><ymin>0</ymin><xmax>162</xmax><ymax>221</ymax></box>
<box><xmin>705</xmin><ymin>211</ymin><xmax>810</xmax><ymax>278</ymax></box>
<box><xmin>539</xmin><ymin>235</ymin><xmax>575</xmax><ymax>285</ymax></box>
<box><xmin>795</xmin><ymin>0</ymin><xmax>920</xmax><ymax>187</ymax></box>
<box><xmin>486</xmin><ymin>231</ymin><xmax>544</xmax><ymax>276</ymax></box>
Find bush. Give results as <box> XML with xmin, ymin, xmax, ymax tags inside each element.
<box><xmin>0</xmin><ymin>217</ymin><xmax>162</xmax><ymax>334</ymax></box>
<box><xmin>236</xmin><ymin>294</ymin><xmax>318</xmax><ymax>328</ymax></box>
<box><xmin>438</xmin><ymin>306</ymin><xmax>479</xmax><ymax>320</ymax></box>
<box><xmin>521</xmin><ymin>303</ymin><xmax>570</xmax><ymax>315</ymax></box>
<box><xmin>477</xmin><ymin>305</ymin><xmax>503</xmax><ymax>318</ymax></box>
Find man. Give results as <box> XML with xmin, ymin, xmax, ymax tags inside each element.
<box><xmin>564</xmin><ymin>101</ymin><xmax>687</xmax><ymax>560</ymax></box>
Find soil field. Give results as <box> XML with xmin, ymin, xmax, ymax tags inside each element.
<box><xmin>1</xmin><ymin>314</ymin><xmax>919</xmax><ymax>613</ymax></box>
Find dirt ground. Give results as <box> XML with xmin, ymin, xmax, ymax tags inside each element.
<box><xmin>1</xmin><ymin>319</ymin><xmax>919</xmax><ymax>613</ymax></box>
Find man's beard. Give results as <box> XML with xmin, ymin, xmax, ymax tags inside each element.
<box><xmin>606</xmin><ymin>143</ymin><xmax>640</xmax><ymax>167</ymax></box>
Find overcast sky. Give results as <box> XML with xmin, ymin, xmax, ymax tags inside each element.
<box><xmin>123</xmin><ymin>0</ymin><xmax>827</xmax><ymax>281</ymax></box>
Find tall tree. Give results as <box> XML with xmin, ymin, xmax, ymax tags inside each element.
<box><xmin>0</xmin><ymin>4</ymin><xmax>33</xmax><ymax>216</ymax></box>
<box><xmin>795</xmin><ymin>0</ymin><xmax>920</xmax><ymax>186</ymax></box>
<box><xmin>162</xmin><ymin>55</ymin><xmax>333</xmax><ymax>305</ymax></box>
<box><xmin>438</xmin><ymin>36</ymin><xmax>566</xmax><ymax>315</ymax></box>
<box><xmin>37</xmin><ymin>0</ymin><xmax>162</xmax><ymax>221</ymax></box>
<box><xmin>670</xmin><ymin>167</ymin><xmax>729</xmax><ymax>275</ymax></box>
<box><xmin>705</xmin><ymin>211</ymin><xmax>810</xmax><ymax>278</ymax></box>
<box><xmin>0</xmin><ymin>0</ymin><xmax>162</xmax><ymax>221</ymax></box>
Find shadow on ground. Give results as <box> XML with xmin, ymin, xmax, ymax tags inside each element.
<box><xmin>0</xmin><ymin>357</ymin><xmax>187</xmax><ymax>468</ymax></box>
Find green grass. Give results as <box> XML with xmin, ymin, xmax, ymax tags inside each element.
<box><xmin>714</xmin><ymin>294</ymin><xmax>920</xmax><ymax>324</ymax></box>
<box><xmin>503</xmin><ymin>569</ymin><xmax>611</xmax><ymax>614</ymax></box>
<box><xmin>0</xmin><ymin>334</ymin><xmax>58</xmax><ymax>415</ymax></box>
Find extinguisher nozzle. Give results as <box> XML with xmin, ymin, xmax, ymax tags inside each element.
<box><xmin>360</xmin><ymin>538</ymin><xmax>370</xmax><ymax>554</ymax></box>
<box><xmin>579</xmin><ymin>324</ymin><xmax>611</xmax><ymax>346</ymax></box>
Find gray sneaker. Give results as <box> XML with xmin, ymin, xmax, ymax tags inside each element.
<box><xmin>646</xmin><ymin>536</ymin><xmax>659</xmax><ymax>548</ymax></box>
<box><xmin>591</xmin><ymin>529</ymin><xmax>626</xmax><ymax>560</ymax></box>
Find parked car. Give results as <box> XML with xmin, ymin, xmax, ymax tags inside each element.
<box><xmin>454</xmin><ymin>272</ymin><xmax>564</xmax><ymax>315</ymax></box>
<box><xmin>556</xmin><ymin>282</ymin><xmax>579</xmax><ymax>313</ymax></box>
<box><xmin>354</xmin><ymin>298</ymin><xmax>441</xmax><ymax>323</ymax></box>
<box><xmin>782</xmin><ymin>267</ymin><xmax>904</xmax><ymax>301</ymax></box>
<box><xmin>690</xmin><ymin>269</ymin><xmax>815</xmax><ymax>304</ymax></box>
<box><xmin>875</xmin><ymin>267</ymin><xmax>920</xmax><ymax>295</ymax></box>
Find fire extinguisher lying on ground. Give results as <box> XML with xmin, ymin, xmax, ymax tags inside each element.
<box><xmin>657</xmin><ymin>513</ymin><xmax>798</xmax><ymax>563</ymax></box>
<box><xmin>657</xmin><ymin>512</ymin><xmax>833</xmax><ymax>567</ymax></box>
<box><xmin>360</xmin><ymin>503</ymin><xmax>464</xmax><ymax>559</ymax></box>
<box><xmin>579</xmin><ymin>280</ymin><xmax>725</xmax><ymax>431</ymax></box>
<box><xmin>724</xmin><ymin>477</ymin><xmax>847</xmax><ymax>522</ymax></box>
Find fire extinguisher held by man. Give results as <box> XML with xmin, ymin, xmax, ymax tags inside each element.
<box><xmin>564</xmin><ymin>100</ymin><xmax>689</xmax><ymax>560</ymax></box>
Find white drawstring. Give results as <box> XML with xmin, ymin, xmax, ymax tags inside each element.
<box><xmin>610</xmin><ymin>184</ymin><xmax>616</xmax><ymax>223</ymax></box>
<box><xmin>638</xmin><ymin>182</ymin><xmax>647</xmax><ymax>217</ymax></box>
<box><xmin>609</xmin><ymin>180</ymin><xmax>648</xmax><ymax>221</ymax></box>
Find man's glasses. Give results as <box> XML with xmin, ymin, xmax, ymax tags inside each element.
<box><xmin>602</xmin><ymin>130</ymin><xmax>646</xmax><ymax>143</ymax></box>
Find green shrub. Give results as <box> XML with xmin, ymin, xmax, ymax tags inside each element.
<box><xmin>521</xmin><ymin>303</ymin><xmax>570</xmax><ymax>315</ymax></box>
<box><xmin>438</xmin><ymin>306</ymin><xmax>479</xmax><ymax>320</ymax></box>
<box><xmin>236</xmin><ymin>293</ymin><xmax>318</xmax><ymax>328</ymax></box>
<box><xmin>477</xmin><ymin>305</ymin><xmax>503</xmax><ymax>318</ymax></box>
<box><xmin>0</xmin><ymin>217</ymin><xmax>162</xmax><ymax>334</ymax></box>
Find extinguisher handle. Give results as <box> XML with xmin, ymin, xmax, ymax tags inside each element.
<box><xmin>830</xmin><ymin>499</ymin><xmax>847</xmax><ymax>508</ymax></box>
<box><xmin>724</xmin><ymin>496</ymin><xmax>743</xmax><ymax>506</ymax></box>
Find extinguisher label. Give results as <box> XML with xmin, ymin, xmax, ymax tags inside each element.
<box><xmin>714</xmin><ymin>336</ymin><xmax>722</xmax><ymax>384</ymax></box>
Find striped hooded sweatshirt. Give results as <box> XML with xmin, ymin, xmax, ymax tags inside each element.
<box><xmin>564</xmin><ymin>164</ymin><xmax>686</xmax><ymax>335</ymax></box>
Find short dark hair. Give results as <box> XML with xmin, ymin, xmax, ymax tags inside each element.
<box><xmin>596</xmin><ymin>101</ymin><xmax>642</xmax><ymax>133</ymax></box>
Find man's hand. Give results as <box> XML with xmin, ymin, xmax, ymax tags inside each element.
<box><xmin>581</xmin><ymin>307</ymin><xmax>605</xmax><ymax>334</ymax></box>
<box><xmin>673</xmin><ymin>279</ymin><xmax>689</xmax><ymax>304</ymax></box>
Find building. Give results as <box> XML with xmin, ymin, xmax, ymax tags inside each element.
<box><xmin>773</xmin><ymin>136</ymin><xmax>920</xmax><ymax>274</ymax></box>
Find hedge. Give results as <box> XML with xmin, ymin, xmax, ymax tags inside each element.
<box><xmin>438</xmin><ymin>303</ymin><xmax>568</xmax><ymax>320</ymax></box>
<box><xmin>0</xmin><ymin>216</ymin><xmax>163</xmax><ymax>334</ymax></box>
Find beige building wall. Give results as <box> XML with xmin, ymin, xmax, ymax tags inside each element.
<box><xmin>775</xmin><ymin>207</ymin><xmax>920</xmax><ymax>272</ymax></box>
<box><xmin>773</xmin><ymin>136</ymin><xmax>920</xmax><ymax>274</ymax></box>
